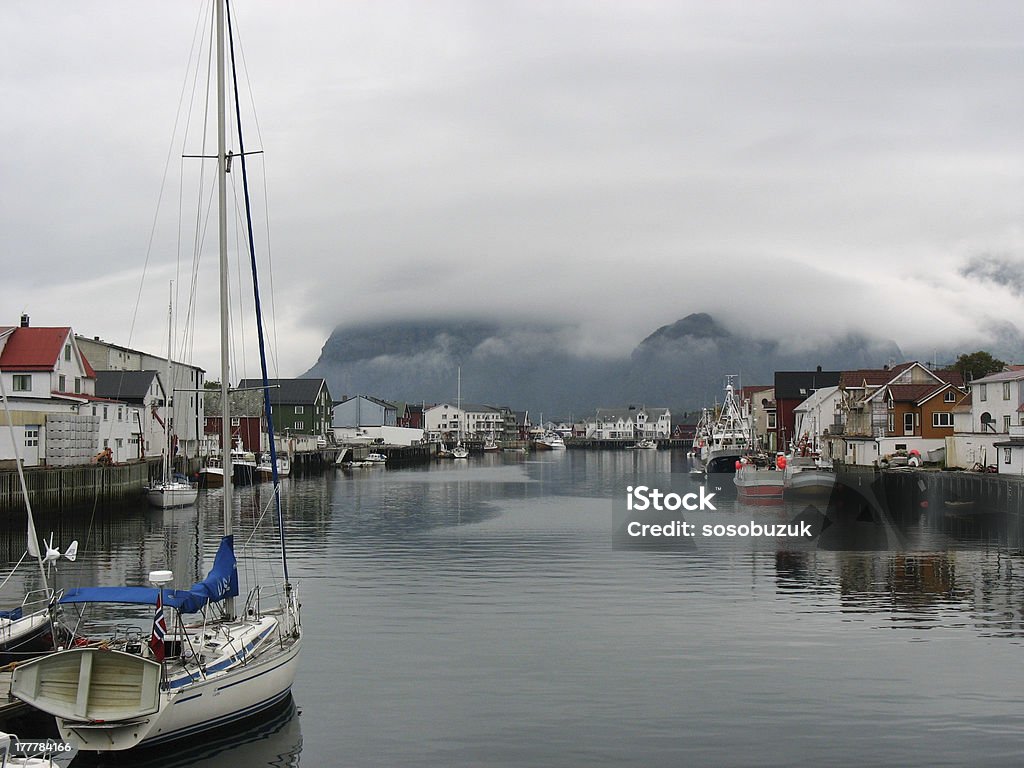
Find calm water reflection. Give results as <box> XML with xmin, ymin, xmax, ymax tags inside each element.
<box><xmin>7</xmin><ymin>450</ymin><xmax>1024</xmax><ymax>766</ymax></box>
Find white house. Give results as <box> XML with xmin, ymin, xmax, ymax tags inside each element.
<box><xmin>994</xmin><ymin>427</ymin><xmax>1024</xmax><ymax>475</ymax></box>
<box><xmin>942</xmin><ymin>369</ymin><xmax>1024</xmax><ymax>469</ymax></box>
<box><xmin>423</xmin><ymin>402</ymin><xmax>504</xmax><ymax>441</ymax></box>
<box><xmin>0</xmin><ymin>319</ymin><xmax>145</xmax><ymax>466</ymax></box>
<box><xmin>76</xmin><ymin>333</ymin><xmax>206</xmax><ymax>459</ymax></box>
<box><xmin>586</xmin><ymin>407</ymin><xmax>672</xmax><ymax>440</ymax></box>
<box><xmin>967</xmin><ymin>369</ymin><xmax>1024</xmax><ymax>434</ymax></box>
<box><xmin>792</xmin><ymin>385</ymin><xmax>842</xmax><ymax>458</ymax></box>
<box><xmin>94</xmin><ymin>370</ymin><xmax>168</xmax><ymax>461</ymax></box>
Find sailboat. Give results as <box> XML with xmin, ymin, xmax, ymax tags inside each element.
<box><xmin>452</xmin><ymin>367</ymin><xmax>469</xmax><ymax>459</ymax></box>
<box><xmin>147</xmin><ymin>284</ymin><xmax>198</xmax><ymax>508</ymax></box>
<box><xmin>12</xmin><ymin>0</ymin><xmax>301</xmax><ymax>752</ymax></box>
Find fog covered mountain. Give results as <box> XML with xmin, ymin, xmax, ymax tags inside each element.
<box><xmin>304</xmin><ymin>313</ymin><xmax>905</xmax><ymax>416</ymax></box>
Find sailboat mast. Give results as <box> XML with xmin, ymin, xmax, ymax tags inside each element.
<box><xmin>164</xmin><ymin>282</ymin><xmax>173</xmax><ymax>485</ymax></box>
<box><xmin>215</xmin><ymin>0</ymin><xmax>235</xmax><ymax>619</ymax></box>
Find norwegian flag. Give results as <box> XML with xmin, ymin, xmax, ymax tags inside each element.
<box><xmin>150</xmin><ymin>590</ymin><xmax>167</xmax><ymax>662</ymax></box>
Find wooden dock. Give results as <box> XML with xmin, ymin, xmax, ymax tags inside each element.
<box><xmin>0</xmin><ymin>460</ymin><xmax>156</xmax><ymax>513</ymax></box>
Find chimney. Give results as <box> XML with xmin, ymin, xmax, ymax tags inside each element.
<box><xmin>19</xmin><ymin>313</ymin><xmax>29</xmax><ymax>328</ymax></box>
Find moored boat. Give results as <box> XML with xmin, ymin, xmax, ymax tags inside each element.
<box><xmin>256</xmin><ymin>454</ymin><xmax>291</xmax><ymax>481</ymax></box>
<box><xmin>734</xmin><ymin>462</ymin><xmax>785</xmax><ymax>504</ymax></box>
<box><xmin>535</xmin><ymin>432</ymin><xmax>566</xmax><ymax>450</ymax></box>
<box><xmin>198</xmin><ymin>455</ymin><xmax>225</xmax><ymax>487</ymax></box>
<box><xmin>704</xmin><ymin>376</ymin><xmax>754</xmax><ymax>476</ymax></box>
<box><xmin>146</xmin><ymin>285</ymin><xmax>198</xmax><ymax>509</ymax></box>
<box><xmin>782</xmin><ymin>462</ymin><xmax>835</xmax><ymax>500</ymax></box>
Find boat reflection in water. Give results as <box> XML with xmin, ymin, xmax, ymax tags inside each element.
<box><xmin>77</xmin><ymin>695</ymin><xmax>302</xmax><ymax>768</ymax></box>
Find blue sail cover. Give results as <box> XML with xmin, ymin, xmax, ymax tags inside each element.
<box><xmin>60</xmin><ymin>535</ymin><xmax>239</xmax><ymax>614</ymax></box>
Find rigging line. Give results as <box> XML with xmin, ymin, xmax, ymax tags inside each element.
<box><xmin>227</xmin><ymin>0</ymin><xmax>289</xmax><ymax>584</ymax></box>
<box><xmin>229</xmin><ymin>168</ymin><xmax>250</xmax><ymax>383</ymax></box>
<box><xmin>228</xmin><ymin>16</ymin><xmax>280</xmax><ymax>379</ymax></box>
<box><xmin>182</xmin><ymin>8</ymin><xmax>217</xmax><ymax>385</ymax></box>
<box><xmin>121</xmin><ymin>0</ymin><xmax>209</xmax><ymax>369</ymax></box>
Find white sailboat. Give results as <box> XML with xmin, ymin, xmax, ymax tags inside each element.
<box><xmin>147</xmin><ymin>284</ymin><xmax>198</xmax><ymax>508</ymax></box>
<box><xmin>452</xmin><ymin>367</ymin><xmax>469</xmax><ymax>459</ymax></box>
<box><xmin>12</xmin><ymin>1</ymin><xmax>301</xmax><ymax>751</ymax></box>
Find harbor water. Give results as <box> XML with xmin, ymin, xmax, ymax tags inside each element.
<box><xmin>9</xmin><ymin>450</ymin><xmax>1024</xmax><ymax>766</ymax></box>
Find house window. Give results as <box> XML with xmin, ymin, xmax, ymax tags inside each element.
<box><xmin>980</xmin><ymin>384</ymin><xmax>987</xmax><ymax>402</ymax></box>
<box><xmin>295</xmin><ymin>405</ymin><xmax>304</xmax><ymax>415</ymax></box>
<box><xmin>293</xmin><ymin>421</ymin><xmax>303</xmax><ymax>430</ymax></box>
<box><xmin>932</xmin><ymin>412</ymin><xmax>953</xmax><ymax>428</ymax></box>
<box><xmin>887</xmin><ymin>414</ymin><xmax>894</xmax><ymax>432</ymax></box>
<box><xmin>1004</xmin><ymin>415</ymin><xmax>1012</xmax><ymax>433</ymax></box>
<box><xmin>64</xmin><ymin>344</ymin><xmax>71</xmax><ymax>361</ymax></box>
<box><xmin>1004</xmin><ymin>382</ymin><xmax>1011</xmax><ymax>400</ymax></box>
<box><xmin>59</xmin><ymin>375</ymin><xmax>66</xmax><ymax>392</ymax></box>
<box><xmin>103</xmin><ymin>406</ymin><xmax>108</xmax><ymax>420</ymax></box>
<box><xmin>24</xmin><ymin>427</ymin><xmax>39</xmax><ymax>447</ymax></box>
<box><xmin>767</xmin><ymin>413</ymin><xmax>777</xmax><ymax>429</ymax></box>
<box><xmin>116</xmin><ymin>438</ymin><xmax>123</xmax><ymax>448</ymax></box>
<box><xmin>117</xmin><ymin>407</ymin><xmax>123</xmax><ymax>421</ymax></box>
<box><xmin>1005</xmin><ymin>447</ymin><xmax>1012</xmax><ymax>465</ymax></box>
<box><xmin>231</xmin><ymin>417</ymin><xmax>240</xmax><ymax>427</ymax></box>
<box><xmin>944</xmin><ymin>391</ymin><xmax>956</xmax><ymax>403</ymax></box>
<box><xmin>12</xmin><ymin>375</ymin><xmax>30</xmax><ymax>392</ymax></box>
<box><xmin>75</xmin><ymin>378</ymin><xmax>81</xmax><ymax>394</ymax></box>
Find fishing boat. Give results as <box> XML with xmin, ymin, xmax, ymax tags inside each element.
<box><xmin>635</xmin><ymin>438</ymin><xmax>657</xmax><ymax>450</ymax></box>
<box><xmin>147</xmin><ymin>285</ymin><xmax>198</xmax><ymax>508</ymax></box>
<box><xmin>483</xmin><ymin>435</ymin><xmax>500</xmax><ymax>452</ymax></box>
<box><xmin>256</xmin><ymin>453</ymin><xmax>290</xmax><ymax>481</ymax></box>
<box><xmin>198</xmin><ymin>454</ymin><xmax>225</xmax><ymax>487</ymax></box>
<box><xmin>704</xmin><ymin>377</ymin><xmax>754</xmax><ymax>475</ymax></box>
<box><xmin>734</xmin><ymin>461</ymin><xmax>785</xmax><ymax>504</ymax></box>
<box><xmin>12</xmin><ymin>1</ymin><xmax>301</xmax><ymax>751</ymax></box>
<box><xmin>230</xmin><ymin>438</ymin><xmax>258</xmax><ymax>485</ymax></box>
<box><xmin>782</xmin><ymin>458</ymin><xmax>835</xmax><ymax>500</ymax></box>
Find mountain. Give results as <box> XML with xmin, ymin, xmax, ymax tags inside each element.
<box><xmin>629</xmin><ymin>313</ymin><xmax>904</xmax><ymax>407</ymax></box>
<box><xmin>303</xmin><ymin>313</ymin><xmax>904</xmax><ymax>416</ymax></box>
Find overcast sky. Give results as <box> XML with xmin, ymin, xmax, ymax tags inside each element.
<box><xmin>2</xmin><ymin>1</ymin><xmax>1022</xmax><ymax>380</ymax></box>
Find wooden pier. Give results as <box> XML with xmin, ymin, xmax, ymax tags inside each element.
<box><xmin>0</xmin><ymin>460</ymin><xmax>157</xmax><ymax>513</ymax></box>
<box><xmin>336</xmin><ymin>443</ymin><xmax>435</xmax><ymax>467</ymax></box>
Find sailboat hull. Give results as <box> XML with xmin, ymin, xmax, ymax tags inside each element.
<box><xmin>14</xmin><ymin>629</ymin><xmax>301</xmax><ymax>752</ymax></box>
<box><xmin>146</xmin><ymin>482</ymin><xmax>199</xmax><ymax>508</ymax></box>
